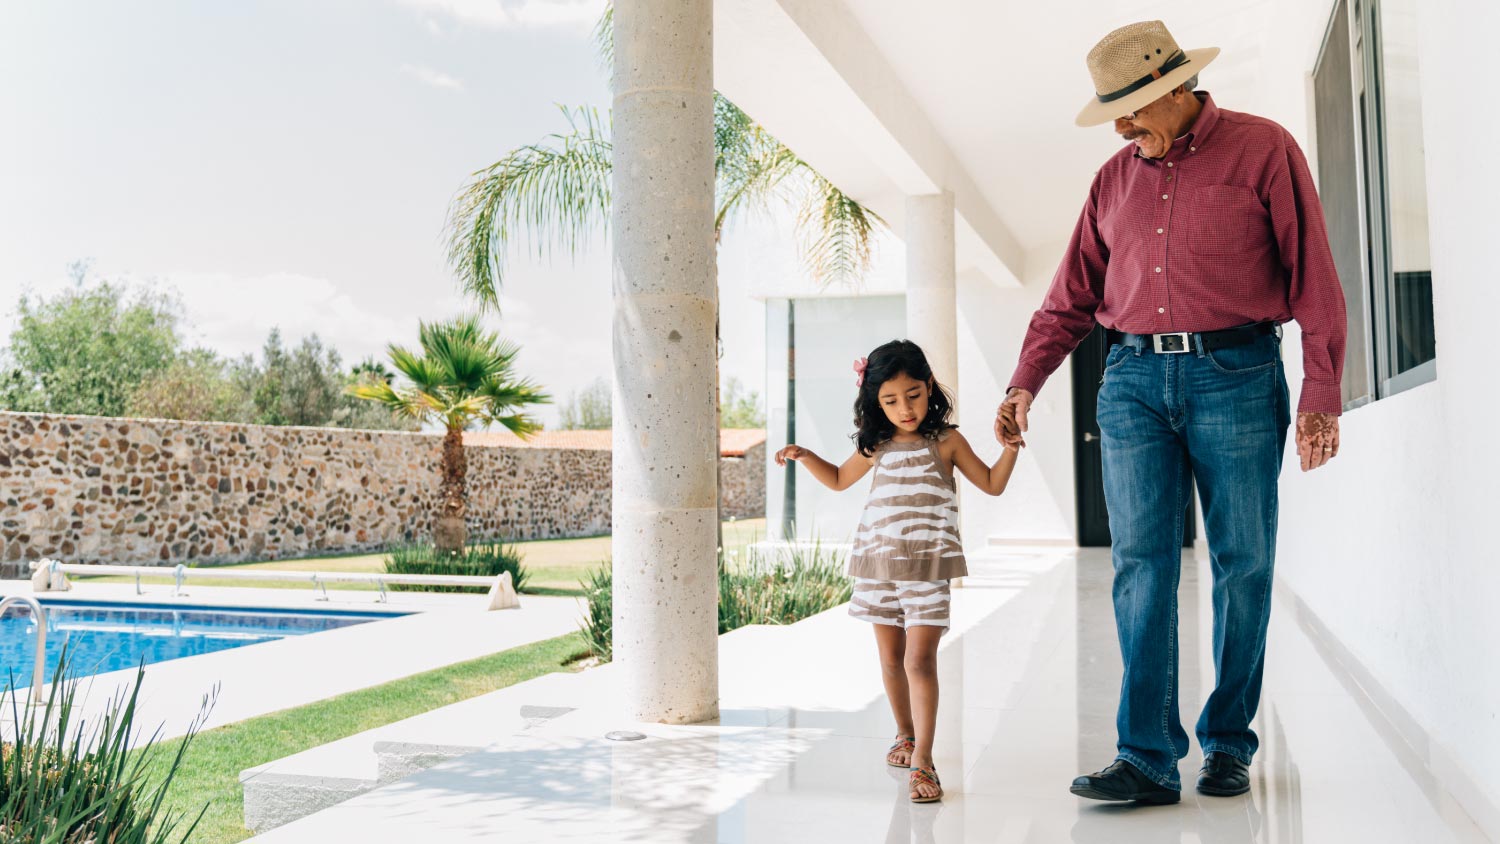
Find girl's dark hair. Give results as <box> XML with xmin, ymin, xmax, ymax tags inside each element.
<box><xmin>853</xmin><ymin>339</ymin><xmax>956</xmax><ymax>457</ymax></box>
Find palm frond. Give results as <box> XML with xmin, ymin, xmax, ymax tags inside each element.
<box><xmin>444</xmin><ymin>107</ymin><xmax>613</xmax><ymax>310</ymax></box>
<box><xmin>594</xmin><ymin>2</ymin><xmax>614</xmax><ymax>77</ymax></box>
<box><xmin>797</xmin><ymin>174</ymin><xmax>884</xmax><ymax>286</ymax></box>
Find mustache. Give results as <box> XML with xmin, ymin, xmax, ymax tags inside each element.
<box><xmin>1120</xmin><ymin>130</ymin><xmax>1147</xmax><ymax>141</ymax></box>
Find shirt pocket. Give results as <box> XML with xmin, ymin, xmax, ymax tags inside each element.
<box><xmin>1185</xmin><ymin>184</ymin><xmax>1269</xmax><ymax>258</ymax></box>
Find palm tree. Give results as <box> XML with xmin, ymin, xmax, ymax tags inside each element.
<box><xmin>443</xmin><ymin>6</ymin><xmax>883</xmax><ymax>308</ymax></box>
<box><xmin>349</xmin><ymin>316</ymin><xmax>549</xmax><ymax>555</ymax></box>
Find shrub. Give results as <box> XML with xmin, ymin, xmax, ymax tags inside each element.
<box><xmin>0</xmin><ymin>646</ymin><xmax>210</xmax><ymax>843</ymax></box>
<box><xmin>384</xmin><ymin>540</ymin><xmax>529</xmax><ymax>594</ymax></box>
<box><xmin>578</xmin><ymin>541</ymin><xmax>850</xmax><ymax>662</ymax></box>
<box><xmin>579</xmin><ymin>564</ymin><xmax>613</xmax><ymax>663</ymax></box>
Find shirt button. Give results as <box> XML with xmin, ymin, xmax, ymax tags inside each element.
<box><xmin>1162</xmin><ymin>194</ymin><xmax>1169</xmax><ymax>200</ymax></box>
<box><xmin>1190</xmin><ymin>146</ymin><xmax>1197</xmax><ymax>152</ymax></box>
<box><xmin>1157</xmin><ymin>228</ymin><xmax>1165</xmax><ymax>234</ymax></box>
<box><xmin>1158</xmin><ymin>307</ymin><xmax>1166</xmax><ymax>313</ymax></box>
<box><xmin>1154</xmin><ymin>267</ymin><xmax>1162</xmax><ymax>273</ymax></box>
<box><xmin>1166</xmin><ymin>162</ymin><xmax>1174</xmax><ymax>168</ymax></box>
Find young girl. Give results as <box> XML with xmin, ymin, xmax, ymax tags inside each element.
<box><xmin>775</xmin><ymin>339</ymin><xmax>1023</xmax><ymax>803</ymax></box>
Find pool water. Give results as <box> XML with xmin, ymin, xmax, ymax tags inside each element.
<box><xmin>0</xmin><ymin>599</ymin><xmax>406</xmax><ymax>687</ymax></box>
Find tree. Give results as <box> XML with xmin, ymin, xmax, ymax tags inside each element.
<box><xmin>558</xmin><ymin>377</ymin><xmax>612</xmax><ymax>430</ymax></box>
<box><xmin>0</xmin><ymin>276</ymin><xmax>181</xmax><ymax>417</ymax></box>
<box><xmin>126</xmin><ymin>348</ymin><xmax>253</xmax><ymax>422</ymax></box>
<box><xmin>720</xmin><ymin>377</ymin><xmax>765</xmax><ymax>429</ymax></box>
<box><xmin>443</xmin><ymin>7</ymin><xmax>883</xmax><ymax>308</ymax></box>
<box><xmin>349</xmin><ymin>316</ymin><xmax>549</xmax><ymax>554</ymax></box>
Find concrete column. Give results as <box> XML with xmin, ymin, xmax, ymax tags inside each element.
<box><xmin>906</xmin><ymin>193</ymin><xmax>963</xmax><ymax>586</ymax></box>
<box><xmin>610</xmin><ymin>0</ymin><xmax>719</xmax><ymax>724</ymax></box>
<box><xmin>905</xmin><ymin>192</ymin><xmax>958</xmax><ymax>394</ymax></box>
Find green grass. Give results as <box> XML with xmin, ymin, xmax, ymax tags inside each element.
<box><xmin>140</xmin><ymin>631</ymin><xmax>589</xmax><ymax>844</ymax></box>
<box><xmin>79</xmin><ymin>518</ymin><xmax>768</xmax><ymax>597</ymax></box>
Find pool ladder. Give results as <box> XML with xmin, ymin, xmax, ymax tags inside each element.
<box><xmin>0</xmin><ymin>596</ymin><xmax>49</xmax><ymax>703</ymax></box>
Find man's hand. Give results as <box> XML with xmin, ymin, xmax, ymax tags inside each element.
<box><xmin>994</xmin><ymin>389</ymin><xmax>1034</xmax><ymax>447</ymax></box>
<box><xmin>1295</xmin><ymin>412</ymin><xmax>1340</xmax><ymax>472</ymax></box>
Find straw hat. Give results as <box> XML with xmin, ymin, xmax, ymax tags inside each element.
<box><xmin>1076</xmin><ymin>21</ymin><xmax>1219</xmax><ymax>127</ymax></box>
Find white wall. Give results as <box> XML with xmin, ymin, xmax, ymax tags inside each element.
<box><xmin>1265</xmin><ymin>0</ymin><xmax>1500</xmax><ymax>835</ymax></box>
<box><xmin>764</xmin><ymin>295</ymin><xmax>906</xmax><ymax>542</ymax></box>
<box><xmin>956</xmin><ymin>248</ymin><xmax>1079</xmax><ymax>545</ymax></box>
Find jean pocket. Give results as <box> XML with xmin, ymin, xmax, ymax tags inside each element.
<box><xmin>1204</xmin><ymin>340</ymin><xmax>1278</xmax><ymax>374</ymax></box>
<box><xmin>1104</xmin><ymin>343</ymin><xmax>1134</xmax><ymax>373</ymax></box>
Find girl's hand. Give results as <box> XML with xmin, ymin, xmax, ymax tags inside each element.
<box><xmin>775</xmin><ymin>445</ymin><xmax>808</xmax><ymax>466</ymax></box>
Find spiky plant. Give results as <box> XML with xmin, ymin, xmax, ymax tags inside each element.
<box><xmin>348</xmin><ymin>316</ymin><xmax>549</xmax><ymax>554</ymax></box>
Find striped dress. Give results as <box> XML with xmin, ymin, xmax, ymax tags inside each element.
<box><xmin>848</xmin><ymin>433</ymin><xmax>968</xmax><ymax>581</ymax></box>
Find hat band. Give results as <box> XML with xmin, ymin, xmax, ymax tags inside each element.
<box><xmin>1097</xmin><ymin>51</ymin><xmax>1190</xmax><ymax>104</ymax></box>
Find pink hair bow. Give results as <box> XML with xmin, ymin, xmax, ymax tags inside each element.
<box><xmin>853</xmin><ymin>356</ymin><xmax>869</xmax><ymax>387</ymax></box>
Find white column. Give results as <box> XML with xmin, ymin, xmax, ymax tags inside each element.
<box><xmin>610</xmin><ymin>0</ymin><xmax>719</xmax><ymax>724</ymax></box>
<box><xmin>906</xmin><ymin>192</ymin><xmax>963</xmax><ymax>587</ymax></box>
<box><xmin>905</xmin><ymin>192</ymin><xmax>958</xmax><ymax>394</ymax></box>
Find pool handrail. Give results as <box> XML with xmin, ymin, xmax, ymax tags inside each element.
<box><xmin>0</xmin><ymin>595</ymin><xmax>48</xmax><ymax>703</ymax></box>
<box><xmin>27</xmin><ymin>561</ymin><xmax>504</xmax><ymax>602</ymax></box>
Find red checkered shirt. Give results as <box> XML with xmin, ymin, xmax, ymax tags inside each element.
<box><xmin>1008</xmin><ymin>92</ymin><xmax>1347</xmax><ymax>415</ymax></box>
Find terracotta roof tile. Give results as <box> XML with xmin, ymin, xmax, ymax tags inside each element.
<box><xmin>463</xmin><ymin>428</ymin><xmax>766</xmax><ymax>458</ymax></box>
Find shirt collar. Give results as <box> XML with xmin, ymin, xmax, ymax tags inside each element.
<box><xmin>1133</xmin><ymin>91</ymin><xmax>1220</xmax><ymax>161</ymax></box>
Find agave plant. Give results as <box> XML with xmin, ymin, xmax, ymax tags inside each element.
<box><xmin>348</xmin><ymin>316</ymin><xmax>549</xmax><ymax>555</ymax></box>
<box><xmin>1</xmin><ymin>644</ymin><xmax>212</xmax><ymax>843</ymax></box>
<box><xmin>444</xmin><ymin>4</ymin><xmax>883</xmax><ymax>309</ymax></box>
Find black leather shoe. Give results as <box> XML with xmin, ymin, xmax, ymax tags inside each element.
<box><xmin>1197</xmin><ymin>752</ymin><xmax>1250</xmax><ymax>796</ymax></box>
<box><xmin>1070</xmin><ymin>760</ymin><xmax>1181</xmax><ymax>804</ymax></box>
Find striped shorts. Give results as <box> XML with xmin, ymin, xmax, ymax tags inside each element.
<box><xmin>849</xmin><ymin>578</ymin><xmax>952</xmax><ymax>631</ymax></box>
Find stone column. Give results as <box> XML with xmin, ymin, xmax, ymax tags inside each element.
<box><xmin>610</xmin><ymin>0</ymin><xmax>720</xmax><ymax>724</ymax></box>
<box><xmin>905</xmin><ymin>192</ymin><xmax>958</xmax><ymax>394</ymax></box>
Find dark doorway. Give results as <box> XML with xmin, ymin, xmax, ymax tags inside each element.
<box><xmin>1070</xmin><ymin>325</ymin><xmax>1196</xmax><ymax>548</ymax></box>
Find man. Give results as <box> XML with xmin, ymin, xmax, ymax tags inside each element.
<box><xmin>995</xmin><ymin>21</ymin><xmax>1346</xmax><ymax>803</ymax></box>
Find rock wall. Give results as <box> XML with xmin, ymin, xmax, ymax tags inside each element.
<box><xmin>0</xmin><ymin>412</ymin><xmax>763</xmax><ymax>567</ymax></box>
<box><xmin>719</xmin><ymin>441</ymin><xmax>766</xmax><ymax>522</ymax></box>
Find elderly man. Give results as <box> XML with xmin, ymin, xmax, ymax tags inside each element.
<box><xmin>996</xmin><ymin>21</ymin><xmax>1346</xmax><ymax>803</ymax></box>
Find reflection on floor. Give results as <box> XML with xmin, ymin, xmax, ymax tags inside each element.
<box><xmin>253</xmin><ymin>549</ymin><xmax>1490</xmax><ymax>843</ymax></box>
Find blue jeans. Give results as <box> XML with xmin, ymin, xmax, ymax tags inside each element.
<box><xmin>1096</xmin><ymin>331</ymin><xmax>1291</xmax><ymax>790</ymax></box>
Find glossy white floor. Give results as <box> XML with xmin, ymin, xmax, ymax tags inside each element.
<box><xmin>254</xmin><ymin>550</ymin><xmax>1488</xmax><ymax>843</ymax></box>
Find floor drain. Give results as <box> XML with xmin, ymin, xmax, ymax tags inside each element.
<box><xmin>605</xmin><ymin>731</ymin><xmax>647</xmax><ymax>742</ymax></box>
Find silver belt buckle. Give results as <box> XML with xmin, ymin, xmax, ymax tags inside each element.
<box><xmin>1152</xmin><ymin>332</ymin><xmax>1191</xmax><ymax>354</ymax></box>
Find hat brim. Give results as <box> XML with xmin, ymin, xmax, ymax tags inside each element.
<box><xmin>1075</xmin><ymin>47</ymin><xmax>1220</xmax><ymax>127</ymax></box>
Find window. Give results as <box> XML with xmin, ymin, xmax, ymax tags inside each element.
<box><xmin>1313</xmin><ymin>0</ymin><xmax>1436</xmax><ymax>409</ymax></box>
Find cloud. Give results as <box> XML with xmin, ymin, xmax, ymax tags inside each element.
<box><xmin>400</xmin><ymin>63</ymin><xmax>464</xmax><ymax>90</ymax></box>
<box><xmin>396</xmin><ymin>0</ymin><xmax>606</xmax><ymax>30</ymax></box>
<box><xmin>126</xmin><ymin>271</ymin><xmax>467</xmax><ymax>367</ymax></box>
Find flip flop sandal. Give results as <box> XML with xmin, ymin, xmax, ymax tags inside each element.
<box><xmin>909</xmin><ymin>766</ymin><xmax>943</xmax><ymax>803</ymax></box>
<box><xmin>886</xmin><ymin>735</ymin><xmax>916</xmax><ymax>768</ymax></box>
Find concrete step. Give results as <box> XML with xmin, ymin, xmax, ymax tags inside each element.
<box><xmin>239</xmin><ymin>669</ymin><xmax>594</xmax><ymax>833</ymax></box>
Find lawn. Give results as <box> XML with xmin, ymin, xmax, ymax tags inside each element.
<box><xmin>78</xmin><ymin>518</ymin><xmax>768</xmax><ymax>597</ymax></box>
<box><xmin>141</xmin><ymin>631</ymin><xmax>590</xmax><ymax>844</ymax></box>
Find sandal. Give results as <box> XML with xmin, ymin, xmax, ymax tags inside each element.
<box><xmin>886</xmin><ymin>735</ymin><xmax>916</xmax><ymax>768</ymax></box>
<box><xmin>909</xmin><ymin>766</ymin><xmax>943</xmax><ymax>803</ymax></box>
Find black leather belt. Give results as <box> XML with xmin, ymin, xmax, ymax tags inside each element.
<box><xmin>1107</xmin><ymin>322</ymin><xmax>1279</xmax><ymax>355</ymax></box>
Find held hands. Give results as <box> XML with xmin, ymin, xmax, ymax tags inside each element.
<box><xmin>1295</xmin><ymin>412</ymin><xmax>1340</xmax><ymax>472</ymax></box>
<box><xmin>994</xmin><ymin>388</ymin><xmax>1033</xmax><ymax>448</ymax></box>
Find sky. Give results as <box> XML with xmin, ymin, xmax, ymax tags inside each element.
<box><xmin>0</xmin><ymin>0</ymin><xmax>790</xmax><ymax>428</ymax></box>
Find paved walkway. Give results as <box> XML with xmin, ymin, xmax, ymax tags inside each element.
<box><xmin>252</xmin><ymin>549</ymin><xmax>1489</xmax><ymax>842</ymax></box>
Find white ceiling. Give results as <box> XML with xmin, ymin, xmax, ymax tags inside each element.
<box><xmin>715</xmin><ymin>0</ymin><xmax>1314</xmax><ymax>283</ymax></box>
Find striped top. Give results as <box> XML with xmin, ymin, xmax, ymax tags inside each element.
<box><xmin>848</xmin><ymin>432</ymin><xmax>967</xmax><ymax>581</ymax></box>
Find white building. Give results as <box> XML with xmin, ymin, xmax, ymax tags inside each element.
<box><xmin>737</xmin><ymin>0</ymin><xmax>1499</xmax><ymax>835</ymax></box>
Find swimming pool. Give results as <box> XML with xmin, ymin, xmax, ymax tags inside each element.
<box><xmin>0</xmin><ymin>599</ymin><xmax>407</xmax><ymax>687</ymax></box>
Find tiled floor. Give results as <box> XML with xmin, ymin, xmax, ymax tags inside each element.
<box><xmin>254</xmin><ymin>550</ymin><xmax>1490</xmax><ymax>842</ymax></box>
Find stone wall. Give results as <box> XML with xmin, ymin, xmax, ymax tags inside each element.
<box><xmin>0</xmin><ymin>412</ymin><xmax>764</xmax><ymax>567</ymax></box>
<box><xmin>719</xmin><ymin>441</ymin><xmax>765</xmax><ymax>522</ymax></box>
